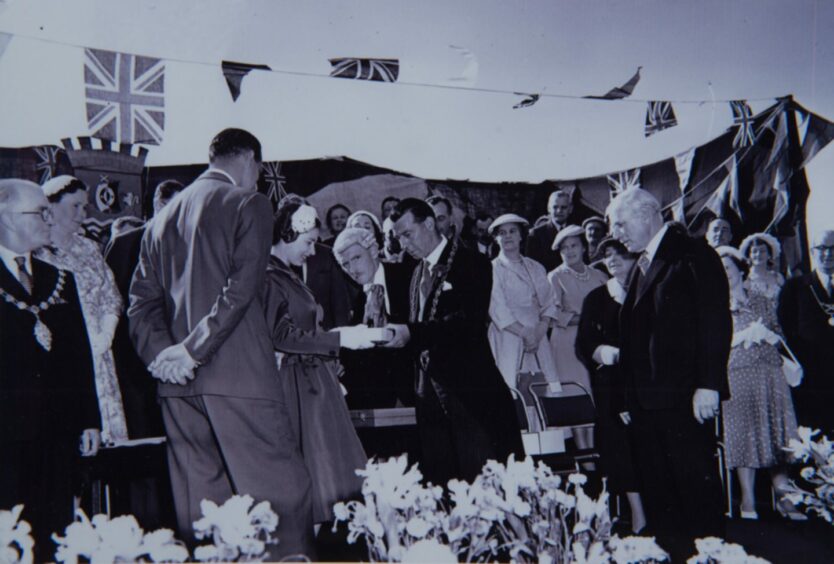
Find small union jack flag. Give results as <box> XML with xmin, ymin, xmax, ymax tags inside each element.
<box><xmin>513</xmin><ymin>93</ymin><xmax>540</xmax><ymax>110</ymax></box>
<box><xmin>607</xmin><ymin>168</ymin><xmax>642</xmax><ymax>197</ymax></box>
<box><xmin>84</xmin><ymin>48</ymin><xmax>165</xmax><ymax>145</ymax></box>
<box><xmin>730</xmin><ymin>100</ymin><xmax>756</xmax><ymax>148</ymax></box>
<box><xmin>33</xmin><ymin>146</ymin><xmax>63</xmax><ymax>184</ymax></box>
<box><xmin>329</xmin><ymin>58</ymin><xmax>399</xmax><ymax>82</ymax></box>
<box><xmin>644</xmin><ymin>101</ymin><xmax>678</xmax><ymax>137</ymax></box>
<box><xmin>261</xmin><ymin>162</ymin><xmax>287</xmax><ymax>204</ymax></box>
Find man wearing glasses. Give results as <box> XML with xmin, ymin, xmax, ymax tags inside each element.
<box><xmin>0</xmin><ymin>179</ymin><xmax>101</xmax><ymax>557</ymax></box>
<box><xmin>779</xmin><ymin>229</ymin><xmax>834</xmax><ymax>435</ymax></box>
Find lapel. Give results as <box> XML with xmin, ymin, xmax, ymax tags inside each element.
<box><xmin>633</xmin><ymin>228</ymin><xmax>675</xmax><ymax>307</ymax></box>
<box><xmin>270</xmin><ymin>255</ymin><xmax>316</xmax><ymax>303</ymax></box>
<box><xmin>0</xmin><ymin>258</ymin><xmax>31</xmax><ymax>302</ymax></box>
<box><xmin>31</xmin><ymin>257</ymin><xmax>60</xmax><ymax>304</ymax></box>
<box><xmin>423</xmin><ymin>240</ymin><xmax>455</xmax><ymax>320</ymax></box>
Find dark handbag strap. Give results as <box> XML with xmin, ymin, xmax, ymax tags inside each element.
<box><xmin>517</xmin><ymin>349</ymin><xmax>542</xmax><ymax>373</ymax></box>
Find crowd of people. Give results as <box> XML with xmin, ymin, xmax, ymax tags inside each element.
<box><xmin>1</xmin><ymin>127</ymin><xmax>833</xmax><ymax>560</ymax></box>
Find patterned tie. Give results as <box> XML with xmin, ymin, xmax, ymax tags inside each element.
<box><xmin>14</xmin><ymin>256</ymin><xmax>33</xmax><ymax>295</ymax></box>
<box><xmin>364</xmin><ymin>283</ymin><xmax>388</xmax><ymax>327</ymax></box>
<box><xmin>420</xmin><ymin>260</ymin><xmax>433</xmax><ymax>303</ymax></box>
<box><xmin>637</xmin><ymin>252</ymin><xmax>651</xmax><ymax>276</ymax></box>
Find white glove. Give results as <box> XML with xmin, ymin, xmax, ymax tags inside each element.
<box><xmin>337</xmin><ymin>325</ymin><xmax>377</xmax><ymax>350</ymax></box>
<box><xmin>593</xmin><ymin>345</ymin><xmax>620</xmax><ymax>366</ymax></box>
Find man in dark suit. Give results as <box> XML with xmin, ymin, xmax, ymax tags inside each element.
<box><xmin>778</xmin><ymin>228</ymin><xmax>834</xmax><ymax>434</ymax></box>
<box><xmin>526</xmin><ymin>189</ymin><xmax>576</xmax><ymax>271</ymax></box>
<box><xmin>128</xmin><ymin>129</ymin><xmax>314</xmax><ymax>559</ymax></box>
<box><xmin>608</xmin><ymin>188</ymin><xmax>730</xmax><ymax>556</ymax></box>
<box><xmin>104</xmin><ymin>179</ymin><xmax>184</xmax><ymax>438</ymax></box>
<box><xmin>332</xmin><ymin>227</ymin><xmax>413</xmax><ymax>409</ymax></box>
<box><xmin>0</xmin><ymin>179</ymin><xmax>101</xmax><ymax>556</ymax></box>
<box><xmin>383</xmin><ymin>198</ymin><xmax>524</xmax><ymax>485</ymax></box>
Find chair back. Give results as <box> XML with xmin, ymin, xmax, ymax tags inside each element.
<box><xmin>529</xmin><ymin>381</ymin><xmax>596</xmax><ymax>429</ymax></box>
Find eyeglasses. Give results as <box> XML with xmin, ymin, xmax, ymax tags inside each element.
<box><xmin>18</xmin><ymin>208</ymin><xmax>53</xmax><ymax>222</ymax></box>
<box><xmin>813</xmin><ymin>245</ymin><xmax>834</xmax><ymax>253</ymax></box>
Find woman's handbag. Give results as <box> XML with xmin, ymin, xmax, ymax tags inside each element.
<box><xmin>777</xmin><ymin>338</ymin><xmax>803</xmax><ymax>388</ymax></box>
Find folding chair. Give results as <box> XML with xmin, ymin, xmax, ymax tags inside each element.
<box><xmin>509</xmin><ymin>386</ymin><xmax>565</xmax><ymax>457</ymax></box>
<box><xmin>528</xmin><ymin>380</ymin><xmax>599</xmax><ymax>470</ymax></box>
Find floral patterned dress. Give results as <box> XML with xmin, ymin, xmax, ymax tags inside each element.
<box><xmin>39</xmin><ymin>234</ymin><xmax>128</xmax><ymax>442</ymax></box>
<box><xmin>722</xmin><ymin>292</ymin><xmax>798</xmax><ymax>469</ymax></box>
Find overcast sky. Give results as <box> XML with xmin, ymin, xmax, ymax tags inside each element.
<box><xmin>1</xmin><ymin>0</ymin><xmax>832</xmax><ymax>233</ymax></box>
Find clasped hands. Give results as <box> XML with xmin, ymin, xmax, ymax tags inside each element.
<box><xmin>149</xmin><ymin>343</ymin><xmax>197</xmax><ymax>385</ymax></box>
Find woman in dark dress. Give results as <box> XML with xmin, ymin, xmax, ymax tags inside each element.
<box><xmin>264</xmin><ymin>197</ymin><xmax>373</xmax><ymax>527</ymax></box>
<box><xmin>576</xmin><ymin>237</ymin><xmax>646</xmax><ymax>533</ymax></box>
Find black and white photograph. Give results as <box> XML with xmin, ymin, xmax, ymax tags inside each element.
<box><xmin>1</xmin><ymin>0</ymin><xmax>834</xmax><ymax>562</ymax></box>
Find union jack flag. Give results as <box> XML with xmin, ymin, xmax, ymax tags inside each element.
<box><xmin>607</xmin><ymin>168</ymin><xmax>642</xmax><ymax>197</ymax></box>
<box><xmin>730</xmin><ymin>100</ymin><xmax>756</xmax><ymax>148</ymax></box>
<box><xmin>329</xmin><ymin>58</ymin><xmax>399</xmax><ymax>82</ymax></box>
<box><xmin>33</xmin><ymin>146</ymin><xmax>63</xmax><ymax>184</ymax></box>
<box><xmin>644</xmin><ymin>101</ymin><xmax>678</xmax><ymax>137</ymax></box>
<box><xmin>261</xmin><ymin>161</ymin><xmax>287</xmax><ymax>204</ymax></box>
<box><xmin>84</xmin><ymin>48</ymin><xmax>165</xmax><ymax>145</ymax></box>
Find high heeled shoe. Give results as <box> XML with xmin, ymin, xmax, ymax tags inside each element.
<box><xmin>775</xmin><ymin>494</ymin><xmax>808</xmax><ymax>521</ymax></box>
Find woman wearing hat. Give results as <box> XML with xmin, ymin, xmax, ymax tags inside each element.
<box><xmin>740</xmin><ymin>233</ymin><xmax>783</xmax><ymax>302</ymax></box>
<box><xmin>717</xmin><ymin>245</ymin><xmax>803</xmax><ymax>520</ymax></box>
<box><xmin>346</xmin><ymin>210</ymin><xmax>385</xmax><ymax>256</ymax></box>
<box><xmin>487</xmin><ymin>214</ymin><xmax>560</xmax><ymax>423</ymax></box>
<box><xmin>37</xmin><ymin>175</ymin><xmax>128</xmax><ymax>443</ymax></box>
<box><xmin>548</xmin><ymin>224</ymin><xmax>609</xmax><ymax>454</ymax></box>
<box><xmin>576</xmin><ymin>237</ymin><xmax>646</xmax><ymax>533</ymax></box>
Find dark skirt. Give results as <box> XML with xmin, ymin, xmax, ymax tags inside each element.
<box><xmin>590</xmin><ymin>367</ymin><xmax>639</xmax><ymax>493</ymax></box>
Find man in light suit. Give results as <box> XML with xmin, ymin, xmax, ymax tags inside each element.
<box><xmin>128</xmin><ymin>129</ymin><xmax>314</xmax><ymax>559</ymax></box>
<box><xmin>332</xmin><ymin>227</ymin><xmax>413</xmax><ymax>409</ymax></box>
<box><xmin>383</xmin><ymin>199</ymin><xmax>523</xmax><ymax>485</ymax></box>
<box><xmin>608</xmin><ymin>189</ymin><xmax>730</xmax><ymax>558</ymax></box>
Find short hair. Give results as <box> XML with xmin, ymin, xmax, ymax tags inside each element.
<box><xmin>390</xmin><ymin>197</ymin><xmax>436</xmax><ymax>224</ymax></box>
<box><xmin>325</xmin><ymin>204</ymin><xmax>351</xmax><ymax>231</ymax></box>
<box><xmin>153</xmin><ymin>179</ymin><xmax>185</xmax><ymax>203</ymax></box>
<box><xmin>811</xmin><ymin>228</ymin><xmax>834</xmax><ymax>248</ymax></box>
<box><xmin>708</xmin><ymin>218</ymin><xmax>731</xmax><ymax>229</ymax></box>
<box><xmin>208</xmin><ymin>128</ymin><xmax>262</xmax><ymax>163</ymax></box>
<box><xmin>547</xmin><ymin>189</ymin><xmax>572</xmax><ymax>210</ymax></box>
<box><xmin>273</xmin><ymin>197</ymin><xmax>320</xmax><ymax>245</ymax></box>
<box><xmin>333</xmin><ymin>226</ymin><xmax>379</xmax><ymax>260</ymax></box>
<box><xmin>41</xmin><ymin>175</ymin><xmax>87</xmax><ymax>203</ymax></box>
<box><xmin>0</xmin><ymin>179</ymin><xmax>39</xmax><ymax>209</ymax></box>
<box><xmin>605</xmin><ymin>189</ymin><xmax>661</xmax><ymax>222</ymax></box>
<box><xmin>596</xmin><ymin>237</ymin><xmax>638</xmax><ymax>261</ymax></box>
<box><xmin>474</xmin><ymin>211</ymin><xmax>494</xmax><ymax>224</ymax></box>
<box><xmin>381</xmin><ymin>196</ymin><xmax>400</xmax><ymax>211</ymax></box>
<box><xmin>426</xmin><ymin>194</ymin><xmax>453</xmax><ymax>216</ymax></box>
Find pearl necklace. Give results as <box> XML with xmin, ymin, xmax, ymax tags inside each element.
<box><xmin>0</xmin><ymin>268</ymin><xmax>67</xmax><ymax>351</ymax></box>
<box><xmin>565</xmin><ymin>264</ymin><xmax>591</xmax><ymax>282</ymax></box>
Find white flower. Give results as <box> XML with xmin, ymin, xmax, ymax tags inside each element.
<box><xmin>406</xmin><ymin>517</ymin><xmax>431</xmax><ymax>539</ymax></box>
<box><xmin>0</xmin><ymin>505</ymin><xmax>34</xmax><ymax>564</ymax></box>
<box><xmin>401</xmin><ymin>539</ymin><xmax>457</xmax><ymax>563</ymax></box>
<box><xmin>568</xmin><ymin>473</ymin><xmax>588</xmax><ymax>486</ymax></box>
<box><xmin>291</xmin><ymin>204</ymin><xmax>319</xmax><ymax>234</ymax></box>
<box><xmin>142</xmin><ymin>529</ymin><xmax>189</xmax><ymax>562</ymax></box>
<box><xmin>609</xmin><ymin>535</ymin><xmax>669</xmax><ymax>563</ymax></box>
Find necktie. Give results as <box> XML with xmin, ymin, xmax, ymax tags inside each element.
<box><xmin>15</xmin><ymin>256</ymin><xmax>33</xmax><ymax>294</ymax></box>
<box><xmin>364</xmin><ymin>283</ymin><xmax>388</xmax><ymax>327</ymax></box>
<box><xmin>420</xmin><ymin>260</ymin><xmax>433</xmax><ymax>303</ymax></box>
<box><xmin>637</xmin><ymin>252</ymin><xmax>651</xmax><ymax>276</ymax></box>
<box><xmin>825</xmin><ymin>274</ymin><xmax>833</xmax><ymax>298</ymax></box>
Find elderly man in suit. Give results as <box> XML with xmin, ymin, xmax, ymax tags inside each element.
<box><xmin>128</xmin><ymin>129</ymin><xmax>314</xmax><ymax>559</ymax></box>
<box><xmin>526</xmin><ymin>189</ymin><xmax>576</xmax><ymax>271</ymax></box>
<box><xmin>0</xmin><ymin>179</ymin><xmax>101</xmax><ymax>556</ymax></box>
<box><xmin>608</xmin><ymin>188</ymin><xmax>730</xmax><ymax>556</ymax></box>
<box><xmin>383</xmin><ymin>198</ymin><xmax>523</xmax><ymax>485</ymax></box>
<box><xmin>332</xmin><ymin>227</ymin><xmax>413</xmax><ymax>409</ymax></box>
<box><xmin>778</xmin><ymin>228</ymin><xmax>834</xmax><ymax>434</ymax></box>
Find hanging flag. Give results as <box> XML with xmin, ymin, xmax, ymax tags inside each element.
<box><xmin>703</xmin><ymin>156</ymin><xmax>741</xmax><ymax>220</ymax></box>
<box><xmin>730</xmin><ymin>100</ymin><xmax>756</xmax><ymax>148</ymax></box>
<box><xmin>261</xmin><ymin>161</ymin><xmax>287</xmax><ymax>204</ymax></box>
<box><xmin>799</xmin><ymin>111</ymin><xmax>834</xmax><ymax>169</ymax></box>
<box><xmin>329</xmin><ymin>58</ymin><xmax>399</xmax><ymax>82</ymax></box>
<box><xmin>671</xmin><ymin>148</ymin><xmax>696</xmax><ymax>222</ymax></box>
<box><xmin>513</xmin><ymin>93</ymin><xmax>540</xmax><ymax>110</ymax></box>
<box><xmin>221</xmin><ymin>60</ymin><xmax>271</xmax><ymax>102</ymax></box>
<box><xmin>768</xmin><ymin>157</ymin><xmax>792</xmax><ymax>231</ymax></box>
<box><xmin>84</xmin><ymin>48</ymin><xmax>165</xmax><ymax>145</ymax></box>
<box><xmin>795</xmin><ymin>109</ymin><xmax>811</xmax><ymax>146</ymax></box>
<box><xmin>765</xmin><ymin>111</ymin><xmax>788</xmax><ymax>170</ymax></box>
<box><xmin>584</xmin><ymin>66</ymin><xmax>642</xmax><ymax>100</ymax></box>
<box><xmin>33</xmin><ymin>146</ymin><xmax>64</xmax><ymax>184</ymax></box>
<box><xmin>645</xmin><ymin>101</ymin><xmax>678</xmax><ymax>137</ymax></box>
<box><xmin>606</xmin><ymin>168</ymin><xmax>641</xmax><ymax>197</ymax></box>
<box><xmin>448</xmin><ymin>45</ymin><xmax>478</xmax><ymax>84</ymax></box>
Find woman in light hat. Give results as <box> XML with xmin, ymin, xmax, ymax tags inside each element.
<box><xmin>38</xmin><ymin>175</ymin><xmax>128</xmax><ymax>443</ymax></box>
<box><xmin>346</xmin><ymin>210</ymin><xmax>385</xmax><ymax>255</ymax></box>
<box><xmin>548</xmin><ymin>224</ymin><xmax>609</xmax><ymax>454</ymax></box>
<box><xmin>487</xmin><ymin>214</ymin><xmax>561</xmax><ymax>426</ymax></box>
<box><xmin>739</xmin><ymin>232</ymin><xmax>783</xmax><ymax>301</ymax></box>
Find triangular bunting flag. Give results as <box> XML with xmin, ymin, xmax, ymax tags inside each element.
<box><xmin>513</xmin><ymin>93</ymin><xmax>540</xmax><ymax>109</ymax></box>
<box><xmin>329</xmin><ymin>58</ymin><xmax>399</xmax><ymax>82</ymax></box>
<box><xmin>584</xmin><ymin>66</ymin><xmax>642</xmax><ymax>100</ymax></box>
<box><xmin>730</xmin><ymin>100</ymin><xmax>756</xmax><ymax>148</ymax></box>
<box><xmin>261</xmin><ymin>161</ymin><xmax>287</xmax><ymax>204</ymax></box>
<box><xmin>672</xmin><ymin>148</ymin><xmax>696</xmax><ymax>222</ymax></box>
<box><xmin>703</xmin><ymin>156</ymin><xmax>741</xmax><ymax>220</ymax></box>
<box><xmin>795</xmin><ymin>109</ymin><xmax>811</xmax><ymax>146</ymax></box>
<box><xmin>221</xmin><ymin>61</ymin><xmax>272</xmax><ymax>102</ymax></box>
<box><xmin>645</xmin><ymin>101</ymin><xmax>678</xmax><ymax>137</ymax></box>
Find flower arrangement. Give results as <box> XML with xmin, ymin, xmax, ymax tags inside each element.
<box><xmin>1</xmin><ymin>505</ymin><xmax>34</xmax><ymax>564</ymax></box>
<box><xmin>51</xmin><ymin>509</ymin><xmax>188</xmax><ymax>563</ymax></box>
<box><xmin>686</xmin><ymin>537</ymin><xmax>770</xmax><ymax>564</ymax></box>
<box><xmin>333</xmin><ymin>454</ymin><xmax>670</xmax><ymax>563</ymax></box>
<box><xmin>192</xmin><ymin>494</ymin><xmax>279</xmax><ymax>562</ymax></box>
<box><xmin>783</xmin><ymin>426</ymin><xmax>834</xmax><ymax>523</ymax></box>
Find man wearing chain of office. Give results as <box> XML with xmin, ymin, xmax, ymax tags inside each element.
<box><xmin>383</xmin><ymin>198</ymin><xmax>523</xmax><ymax>485</ymax></box>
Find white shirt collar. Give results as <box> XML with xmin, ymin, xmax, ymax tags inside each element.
<box><xmin>424</xmin><ymin>237</ymin><xmax>448</xmax><ymax>269</ymax></box>
<box><xmin>643</xmin><ymin>224</ymin><xmax>669</xmax><ymax>265</ymax></box>
<box><xmin>363</xmin><ymin>263</ymin><xmax>390</xmax><ymax>313</ymax></box>
<box><xmin>209</xmin><ymin>167</ymin><xmax>237</xmax><ymax>186</ymax></box>
<box><xmin>606</xmin><ymin>277</ymin><xmax>627</xmax><ymax>305</ymax></box>
<box><xmin>0</xmin><ymin>243</ymin><xmax>31</xmax><ymax>284</ymax></box>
